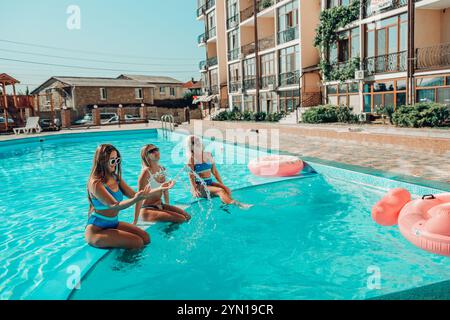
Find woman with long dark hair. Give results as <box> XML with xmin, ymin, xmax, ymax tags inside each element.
<box><xmin>85</xmin><ymin>144</ymin><xmax>174</xmax><ymax>249</ymax></box>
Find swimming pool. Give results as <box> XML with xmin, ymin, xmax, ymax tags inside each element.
<box><xmin>0</xmin><ymin>129</ymin><xmax>448</xmax><ymax>300</ymax></box>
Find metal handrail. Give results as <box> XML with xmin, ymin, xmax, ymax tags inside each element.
<box><xmin>161</xmin><ymin>114</ymin><xmax>174</xmax><ymax>132</ymax></box>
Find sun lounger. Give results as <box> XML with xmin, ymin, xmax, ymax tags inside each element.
<box><xmin>13</xmin><ymin>117</ymin><xmax>42</xmax><ymax>135</ymax></box>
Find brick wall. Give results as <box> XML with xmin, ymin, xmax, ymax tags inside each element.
<box><xmin>74</xmin><ymin>86</ymin><xmax>154</xmax><ymax>109</ymax></box>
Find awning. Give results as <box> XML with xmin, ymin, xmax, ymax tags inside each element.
<box><xmin>193</xmin><ymin>95</ymin><xmax>208</xmax><ymax>104</ymax></box>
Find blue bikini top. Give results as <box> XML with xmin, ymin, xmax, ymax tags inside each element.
<box><xmin>194</xmin><ymin>161</ymin><xmax>213</xmax><ymax>174</ymax></box>
<box><xmin>90</xmin><ymin>177</ymin><xmax>124</xmax><ymax>211</ymax></box>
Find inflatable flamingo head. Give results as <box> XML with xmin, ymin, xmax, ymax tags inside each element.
<box><xmin>372</xmin><ymin>188</ymin><xmax>411</xmax><ymax>226</ymax></box>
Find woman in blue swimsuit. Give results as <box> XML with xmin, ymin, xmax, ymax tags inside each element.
<box><xmin>85</xmin><ymin>144</ymin><xmax>174</xmax><ymax>249</ymax></box>
<box><xmin>186</xmin><ymin>135</ymin><xmax>250</xmax><ymax>209</ymax></box>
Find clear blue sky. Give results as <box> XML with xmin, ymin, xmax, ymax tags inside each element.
<box><xmin>0</xmin><ymin>0</ymin><xmax>204</xmax><ymax>93</ymax></box>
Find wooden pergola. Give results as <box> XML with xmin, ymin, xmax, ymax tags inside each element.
<box><xmin>0</xmin><ymin>73</ymin><xmax>20</xmax><ymax>132</ymax></box>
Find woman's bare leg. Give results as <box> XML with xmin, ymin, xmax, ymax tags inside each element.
<box><xmin>207</xmin><ymin>186</ymin><xmax>235</xmax><ymax>205</ymax></box>
<box><xmin>162</xmin><ymin>204</ymin><xmax>191</xmax><ymax>221</ymax></box>
<box><xmin>117</xmin><ymin>222</ymin><xmax>150</xmax><ymax>245</ymax></box>
<box><xmin>140</xmin><ymin>208</ymin><xmax>188</xmax><ymax>223</ymax></box>
<box><xmin>85</xmin><ymin>225</ymin><xmax>145</xmax><ymax>250</ymax></box>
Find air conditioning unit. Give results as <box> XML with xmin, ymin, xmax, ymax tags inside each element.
<box><xmin>355</xmin><ymin>70</ymin><xmax>366</xmax><ymax>80</ymax></box>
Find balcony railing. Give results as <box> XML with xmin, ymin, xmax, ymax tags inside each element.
<box><xmin>279</xmin><ymin>70</ymin><xmax>300</xmax><ymax>87</ymax></box>
<box><xmin>240</xmin><ymin>0</ymin><xmax>276</xmax><ymax>22</ymax></box>
<box><xmin>211</xmin><ymin>85</ymin><xmax>220</xmax><ymax>95</ymax></box>
<box><xmin>240</xmin><ymin>5</ymin><xmax>255</xmax><ymax>22</ymax></box>
<box><xmin>364</xmin><ymin>51</ymin><xmax>407</xmax><ymax>75</ymax></box>
<box><xmin>278</xmin><ymin>26</ymin><xmax>299</xmax><ymax>45</ymax></box>
<box><xmin>229</xmin><ymin>81</ymin><xmax>242</xmax><ymax>93</ymax></box>
<box><xmin>198</xmin><ymin>27</ymin><xmax>217</xmax><ymax>44</ymax></box>
<box><xmin>196</xmin><ymin>0</ymin><xmax>216</xmax><ymax>18</ymax></box>
<box><xmin>228</xmin><ymin>48</ymin><xmax>240</xmax><ymax>61</ymax></box>
<box><xmin>227</xmin><ymin>14</ymin><xmax>239</xmax><ymax>29</ymax></box>
<box><xmin>259</xmin><ymin>34</ymin><xmax>275</xmax><ymax>51</ymax></box>
<box><xmin>260</xmin><ymin>75</ymin><xmax>276</xmax><ymax>88</ymax></box>
<box><xmin>243</xmin><ymin>78</ymin><xmax>256</xmax><ymax>90</ymax></box>
<box><xmin>242</xmin><ymin>42</ymin><xmax>256</xmax><ymax>56</ymax></box>
<box><xmin>199</xmin><ymin>56</ymin><xmax>218</xmax><ymax>70</ymax></box>
<box><xmin>416</xmin><ymin>43</ymin><xmax>450</xmax><ymax>71</ymax></box>
<box><xmin>364</xmin><ymin>0</ymin><xmax>407</xmax><ymax>18</ymax></box>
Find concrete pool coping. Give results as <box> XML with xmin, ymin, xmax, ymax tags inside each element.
<box><xmin>3</xmin><ymin>128</ymin><xmax>446</xmax><ymax>300</ymax></box>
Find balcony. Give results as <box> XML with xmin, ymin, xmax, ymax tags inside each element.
<box><xmin>197</xmin><ymin>27</ymin><xmax>216</xmax><ymax>45</ymax></box>
<box><xmin>210</xmin><ymin>85</ymin><xmax>220</xmax><ymax>95</ymax></box>
<box><xmin>228</xmin><ymin>48</ymin><xmax>240</xmax><ymax>61</ymax></box>
<box><xmin>229</xmin><ymin>81</ymin><xmax>242</xmax><ymax>93</ymax></box>
<box><xmin>227</xmin><ymin>14</ymin><xmax>239</xmax><ymax>29</ymax></box>
<box><xmin>257</xmin><ymin>0</ymin><xmax>276</xmax><ymax>12</ymax></box>
<box><xmin>196</xmin><ymin>0</ymin><xmax>215</xmax><ymax>18</ymax></box>
<box><xmin>279</xmin><ymin>70</ymin><xmax>300</xmax><ymax>87</ymax></box>
<box><xmin>199</xmin><ymin>56</ymin><xmax>218</xmax><ymax>70</ymax></box>
<box><xmin>242</xmin><ymin>42</ymin><xmax>256</xmax><ymax>56</ymax></box>
<box><xmin>260</xmin><ymin>75</ymin><xmax>276</xmax><ymax>89</ymax></box>
<box><xmin>240</xmin><ymin>5</ymin><xmax>255</xmax><ymax>22</ymax></box>
<box><xmin>243</xmin><ymin>78</ymin><xmax>256</xmax><ymax>90</ymax></box>
<box><xmin>278</xmin><ymin>26</ymin><xmax>299</xmax><ymax>45</ymax></box>
<box><xmin>416</xmin><ymin>43</ymin><xmax>450</xmax><ymax>71</ymax></box>
<box><xmin>240</xmin><ymin>0</ymin><xmax>276</xmax><ymax>22</ymax></box>
<box><xmin>364</xmin><ymin>0</ymin><xmax>408</xmax><ymax>18</ymax></box>
<box><xmin>259</xmin><ymin>34</ymin><xmax>275</xmax><ymax>51</ymax></box>
<box><xmin>364</xmin><ymin>51</ymin><xmax>407</xmax><ymax>75</ymax></box>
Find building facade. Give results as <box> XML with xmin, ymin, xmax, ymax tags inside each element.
<box><xmin>196</xmin><ymin>0</ymin><xmax>323</xmax><ymax>115</ymax></box>
<box><xmin>321</xmin><ymin>0</ymin><xmax>450</xmax><ymax>115</ymax></box>
<box><xmin>31</xmin><ymin>76</ymin><xmax>156</xmax><ymax>119</ymax></box>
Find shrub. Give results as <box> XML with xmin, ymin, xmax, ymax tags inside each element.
<box><xmin>253</xmin><ymin>112</ymin><xmax>267</xmax><ymax>122</ymax></box>
<box><xmin>302</xmin><ymin>105</ymin><xmax>359</xmax><ymax>124</ymax></box>
<box><xmin>212</xmin><ymin>109</ymin><xmax>285</xmax><ymax>123</ymax></box>
<box><xmin>392</xmin><ymin>103</ymin><xmax>450</xmax><ymax>128</ymax></box>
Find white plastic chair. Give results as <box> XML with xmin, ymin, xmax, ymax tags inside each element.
<box><xmin>13</xmin><ymin>117</ymin><xmax>42</xmax><ymax>135</ymax></box>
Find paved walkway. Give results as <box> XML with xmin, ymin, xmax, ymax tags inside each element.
<box><xmin>182</xmin><ymin>121</ymin><xmax>450</xmax><ymax>186</ymax></box>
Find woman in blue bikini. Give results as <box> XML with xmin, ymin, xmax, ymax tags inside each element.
<box><xmin>135</xmin><ymin>144</ymin><xmax>191</xmax><ymax>224</ymax></box>
<box><xmin>85</xmin><ymin>144</ymin><xmax>174</xmax><ymax>249</ymax></box>
<box><xmin>186</xmin><ymin>135</ymin><xmax>250</xmax><ymax>209</ymax></box>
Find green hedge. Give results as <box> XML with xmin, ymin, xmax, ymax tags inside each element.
<box><xmin>392</xmin><ymin>103</ymin><xmax>450</xmax><ymax>128</ymax></box>
<box><xmin>212</xmin><ymin>108</ymin><xmax>286</xmax><ymax>122</ymax></box>
<box><xmin>302</xmin><ymin>105</ymin><xmax>359</xmax><ymax>124</ymax></box>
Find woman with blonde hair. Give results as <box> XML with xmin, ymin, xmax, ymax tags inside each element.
<box><xmin>86</xmin><ymin>144</ymin><xmax>174</xmax><ymax>250</ymax></box>
<box><xmin>134</xmin><ymin>144</ymin><xmax>191</xmax><ymax>224</ymax></box>
<box><xmin>186</xmin><ymin>135</ymin><xmax>251</xmax><ymax>209</ymax></box>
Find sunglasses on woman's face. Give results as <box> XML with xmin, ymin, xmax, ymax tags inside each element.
<box><xmin>109</xmin><ymin>157</ymin><xmax>121</xmax><ymax>166</ymax></box>
<box><xmin>148</xmin><ymin>148</ymin><xmax>159</xmax><ymax>154</ymax></box>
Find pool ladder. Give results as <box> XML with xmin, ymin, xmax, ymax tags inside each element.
<box><xmin>161</xmin><ymin>114</ymin><xmax>175</xmax><ymax>138</ymax></box>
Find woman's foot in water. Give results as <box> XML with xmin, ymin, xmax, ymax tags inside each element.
<box><xmin>232</xmin><ymin>201</ymin><xmax>253</xmax><ymax>210</ymax></box>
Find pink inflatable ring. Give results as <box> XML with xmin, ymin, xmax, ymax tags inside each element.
<box><xmin>248</xmin><ymin>155</ymin><xmax>304</xmax><ymax>177</ymax></box>
<box><xmin>372</xmin><ymin>188</ymin><xmax>450</xmax><ymax>257</ymax></box>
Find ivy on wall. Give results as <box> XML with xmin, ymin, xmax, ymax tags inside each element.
<box><xmin>314</xmin><ymin>0</ymin><xmax>361</xmax><ymax>81</ymax></box>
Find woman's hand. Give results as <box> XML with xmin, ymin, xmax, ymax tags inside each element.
<box><xmin>159</xmin><ymin>180</ymin><xmax>175</xmax><ymax>192</ymax></box>
<box><xmin>134</xmin><ymin>185</ymin><xmax>152</xmax><ymax>201</ymax></box>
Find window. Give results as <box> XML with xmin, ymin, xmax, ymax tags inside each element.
<box><xmin>231</xmin><ymin>95</ymin><xmax>242</xmax><ymax>111</ymax></box>
<box><xmin>279</xmin><ymin>45</ymin><xmax>300</xmax><ymax>86</ymax></box>
<box><xmin>159</xmin><ymin>87</ymin><xmax>166</xmax><ymax>95</ymax></box>
<box><xmin>135</xmin><ymin>88</ymin><xmax>143</xmax><ymax>100</ymax></box>
<box><xmin>330</xmin><ymin>28</ymin><xmax>359</xmax><ymax>64</ymax></box>
<box><xmin>366</xmin><ymin>14</ymin><xmax>407</xmax><ymax>58</ymax></box>
<box><xmin>327</xmin><ymin>0</ymin><xmax>350</xmax><ymax>8</ymax></box>
<box><xmin>260</xmin><ymin>92</ymin><xmax>278</xmax><ymax>113</ymax></box>
<box><xmin>416</xmin><ymin>75</ymin><xmax>450</xmax><ymax>105</ymax></box>
<box><xmin>244</xmin><ymin>95</ymin><xmax>255</xmax><ymax>112</ymax></box>
<box><xmin>229</xmin><ymin>62</ymin><xmax>241</xmax><ymax>92</ymax></box>
<box><xmin>227</xmin><ymin>28</ymin><xmax>240</xmax><ymax>60</ymax></box>
<box><xmin>277</xmin><ymin>1</ymin><xmax>299</xmax><ymax>44</ymax></box>
<box><xmin>279</xmin><ymin>90</ymin><xmax>299</xmax><ymax>113</ymax></box>
<box><xmin>260</xmin><ymin>53</ymin><xmax>275</xmax><ymax>88</ymax></box>
<box><xmin>100</xmin><ymin>88</ymin><xmax>107</xmax><ymax>100</ymax></box>
<box><xmin>170</xmin><ymin>88</ymin><xmax>176</xmax><ymax>96</ymax></box>
<box><xmin>327</xmin><ymin>83</ymin><xmax>359</xmax><ymax>108</ymax></box>
<box><xmin>363</xmin><ymin>79</ymin><xmax>406</xmax><ymax>113</ymax></box>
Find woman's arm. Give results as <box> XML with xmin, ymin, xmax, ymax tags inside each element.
<box><xmin>187</xmin><ymin>160</ymin><xmax>201</xmax><ymax>197</ymax></box>
<box><xmin>134</xmin><ymin>170</ymin><xmax>148</xmax><ymax>224</ymax></box>
<box><xmin>90</xmin><ymin>180</ymin><xmax>146</xmax><ymax>212</ymax></box>
<box><xmin>119</xmin><ymin>178</ymin><xmax>138</xmax><ymax>199</ymax></box>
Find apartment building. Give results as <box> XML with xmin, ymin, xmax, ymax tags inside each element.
<box><xmin>196</xmin><ymin>0</ymin><xmax>322</xmax><ymax>115</ymax></box>
<box><xmin>321</xmin><ymin>0</ymin><xmax>450</xmax><ymax>115</ymax></box>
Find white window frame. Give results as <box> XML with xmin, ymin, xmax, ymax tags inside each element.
<box><xmin>159</xmin><ymin>87</ymin><xmax>166</xmax><ymax>95</ymax></box>
<box><xmin>135</xmin><ymin>88</ymin><xmax>143</xmax><ymax>100</ymax></box>
<box><xmin>170</xmin><ymin>87</ymin><xmax>176</xmax><ymax>96</ymax></box>
<box><xmin>100</xmin><ymin>88</ymin><xmax>107</xmax><ymax>100</ymax></box>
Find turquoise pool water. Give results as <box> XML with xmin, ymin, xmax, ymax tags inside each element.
<box><xmin>70</xmin><ymin>176</ymin><xmax>449</xmax><ymax>300</ymax></box>
<box><xmin>0</xmin><ymin>129</ymin><xmax>448</xmax><ymax>300</ymax></box>
<box><xmin>0</xmin><ymin>130</ymin><xmax>280</xmax><ymax>300</ymax></box>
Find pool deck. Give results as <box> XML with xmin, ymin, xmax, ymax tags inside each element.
<box><xmin>183</xmin><ymin>120</ymin><xmax>450</xmax><ymax>186</ymax></box>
